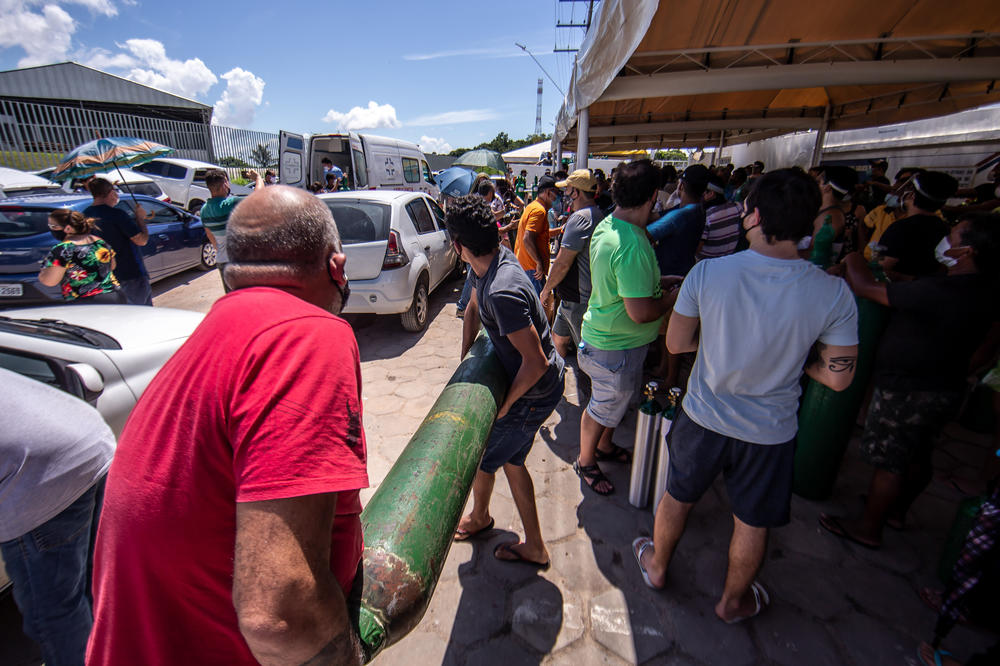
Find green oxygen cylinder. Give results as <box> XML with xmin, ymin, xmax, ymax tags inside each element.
<box><xmin>793</xmin><ymin>254</ymin><xmax>890</xmax><ymax>500</ymax></box>
<box><xmin>809</xmin><ymin>215</ymin><xmax>836</xmax><ymax>269</ymax></box>
<box><xmin>354</xmin><ymin>333</ymin><xmax>508</xmax><ymax>661</ymax></box>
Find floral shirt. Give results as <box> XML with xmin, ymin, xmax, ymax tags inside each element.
<box><xmin>43</xmin><ymin>240</ymin><xmax>119</xmax><ymax>300</ymax></box>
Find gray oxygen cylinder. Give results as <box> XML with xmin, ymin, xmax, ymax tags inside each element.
<box><xmin>652</xmin><ymin>388</ymin><xmax>682</xmax><ymax>511</ymax></box>
<box><xmin>628</xmin><ymin>381</ymin><xmax>661</xmax><ymax>508</ymax></box>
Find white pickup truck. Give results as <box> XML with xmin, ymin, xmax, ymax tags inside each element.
<box><xmin>130</xmin><ymin>158</ymin><xmax>252</xmax><ymax>213</ymax></box>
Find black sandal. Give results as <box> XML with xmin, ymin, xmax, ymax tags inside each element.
<box><xmin>594</xmin><ymin>443</ymin><xmax>631</xmax><ymax>463</ymax></box>
<box><xmin>573</xmin><ymin>459</ymin><xmax>614</xmax><ymax>495</ymax></box>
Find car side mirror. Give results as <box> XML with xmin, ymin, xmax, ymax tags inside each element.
<box><xmin>67</xmin><ymin>363</ymin><xmax>104</xmax><ymax>402</ymax></box>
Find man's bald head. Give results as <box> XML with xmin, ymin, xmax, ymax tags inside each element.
<box><xmin>226</xmin><ymin>186</ymin><xmax>341</xmax><ymax>285</ymax></box>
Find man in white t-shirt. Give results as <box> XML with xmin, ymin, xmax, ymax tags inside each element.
<box><xmin>632</xmin><ymin>169</ymin><xmax>859</xmax><ymax>624</ymax></box>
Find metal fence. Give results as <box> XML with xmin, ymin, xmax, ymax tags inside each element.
<box><xmin>0</xmin><ymin>99</ymin><xmax>214</xmax><ymax>172</ymax></box>
<box><xmin>0</xmin><ymin>98</ymin><xmax>281</xmax><ymax>178</ymax></box>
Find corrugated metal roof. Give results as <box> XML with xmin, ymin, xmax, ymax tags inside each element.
<box><xmin>0</xmin><ymin>62</ymin><xmax>211</xmax><ymax>111</ymax></box>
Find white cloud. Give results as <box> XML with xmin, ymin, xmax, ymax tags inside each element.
<box><xmin>212</xmin><ymin>67</ymin><xmax>265</xmax><ymax>127</ymax></box>
<box><xmin>403</xmin><ymin>47</ymin><xmax>507</xmax><ymax>61</ymax></box>
<box><xmin>322</xmin><ymin>101</ymin><xmax>401</xmax><ymax>131</ymax></box>
<box><xmin>82</xmin><ymin>46</ymin><xmax>137</xmax><ymax>70</ymax></box>
<box><xmin>418</xmin><ymin>135</ymin><xmax>452</xmax><ymax>154</ymax></box>
<box><xmin>120</xmin><ymin>38</ymin><xmax>217</xmax><ymax>99</ymax></box>
<box><xmin>408</xmin><ymin>109</ymin><xmax>499</xmax><ymax>127</ymax></box>
<box><xmin>0</xmin><ymin>3</ymin><xmax>76</xmax><ymax>66</ymax></box>
<box><xmin>0</xmin><ymin>0</ymin><xmax>121</xmax><ymax>67</ymax></box>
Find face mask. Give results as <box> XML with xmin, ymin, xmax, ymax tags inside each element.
<box><xmin>884</xmin><ymin>194</ymin><xmax>900</xmax><ymax>209</ymax></box>
<box><xmin>934</xmin><ymin>236</ymin><xmax>958</xmax><ymax>267</ymax></box>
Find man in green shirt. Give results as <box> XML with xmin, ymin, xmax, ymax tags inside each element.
<box><xmin>202</xmin><ymin>168</ymin><xmax>263</xmax><ymax>291</ymax></box>
<box><xmin>575</xmin><ymin>160</ymin><xmax>681</xmax><ymax>495</ymax></box>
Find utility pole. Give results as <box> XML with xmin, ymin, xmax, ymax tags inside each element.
<box><xmin>555</xmin><ymin>0</ymin><xmax>598</xmax><ymax>53</ymax></box>
<box><xmin>534</xmin><ymin>78</ymin><xmax>543</xmax><ymax>136</ymax></box>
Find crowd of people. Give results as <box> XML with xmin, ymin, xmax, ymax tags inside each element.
<box><xmin>2</xmin><ymin>152</ymin><xmax>998</xmax><ymax>665</ymax></box>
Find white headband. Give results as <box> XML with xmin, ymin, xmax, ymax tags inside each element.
<box><xmin>707</xmin><ymin>182</ymin><xmax>725</xmax><ymax>195</ymax></box>
<box><xmin>912</xmin><ymin>175</ymin><xmax>948</xmax><ymax>203</ymax></box>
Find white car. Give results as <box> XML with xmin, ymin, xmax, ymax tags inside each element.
<box><xmin>130</xmin><ymin>158</ymin><xmax>251</xmax><ymax>213</ymax></box>
<box><xmin>0</xmin><ymin>304</ymin><xmax>203</xmax><ymax>592</ymax></box>
<box><xmin>34</xmin><ymin>166</ymin><xmax>171</xmax><ymax>202</ymax></box>
<box><xmin>0</xmin><ymin>166</ymin><xmax>63</xmax><ymax>198</ymax></box>
<box><xmin>318</xmin><ymin>190</ymin><xmax>459</xmax><ymax>331</ymax></box>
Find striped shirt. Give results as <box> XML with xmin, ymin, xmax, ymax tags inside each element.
<box><xmin>697</xmin><ymin>201</ymin><xmax>743</xmax><ymax>260</ymax></box>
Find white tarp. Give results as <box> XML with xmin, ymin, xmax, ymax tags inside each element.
<box><xmin>551</xmin><ymin>0</ymin><xmax>659</xmax><ymax>153</ymax></box>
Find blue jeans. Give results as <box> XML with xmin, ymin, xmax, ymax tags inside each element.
<box><xmin>524</xmin><ymin>269</ymin><xmax>544</xmax><ymax>295</ymax></box>
<box><xmin>119</xmin><ymin>276</ymin><xmax>152</xmax><ymax>305</ymax></box>
<box><xmin>457</xmin><ymin>266</ymin><xmax>474</xmax><ymax>311</ymax></box>
<box><xmin>480</xmin><ymin>377</ymin><xmax>564</xmax><ymax>473</ymax></box>
<box><xmin>0</xmin><ymin>478</ymin><xmax>105</xmax><ymax>666</ymax></box>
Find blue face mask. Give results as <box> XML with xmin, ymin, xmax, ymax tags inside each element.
<box><xmin>884</xmin><ymin>194</ymin><xmax>900</xmax><ymax>209</ymax></box>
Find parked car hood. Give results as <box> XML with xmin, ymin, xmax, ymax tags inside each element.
<box><xmin>1</xmin><ymin>305</ymin><xmax>204</xmax><ymax>348</ymax></box>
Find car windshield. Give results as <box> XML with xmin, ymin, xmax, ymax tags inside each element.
<box><xmin>324</xmin><ymin>200</ymin><xmax>391</xmax><ymax>244</ymax></box>
<box><xmin>0</xmin><ymin>316</ymin><xmax>121</xmax><ymax>349</ymax></box>
<box><xmin>0</xmin><ymin>207</ymin><xmax>53</xmax><ymax>238</ymax></box>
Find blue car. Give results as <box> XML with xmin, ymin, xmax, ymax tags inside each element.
<box><xmin>0</xmin><ymin>193</ymin><xmax>216</xmax><ymax>307</ymax></box>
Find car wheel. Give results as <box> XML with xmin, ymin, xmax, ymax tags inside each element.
<box><xmin>199</xmin><ymin>241</ymin><xmax>217</xmax><ymax>270</ymax></box>
<box><xmin>188</xmin><ymin>200</ymin><xmax>204</xmax><ymax>214</ymax></box>
<box><xmin>400</xmin><ymin>275</ymin><xmax>429</xmax><ymax>332</ymax></box>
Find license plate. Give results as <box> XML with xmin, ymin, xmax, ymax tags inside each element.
<box><xmin>0</xmin><ymin>284</ymin><xmax>23</xmax><ymax>297</ymax></box>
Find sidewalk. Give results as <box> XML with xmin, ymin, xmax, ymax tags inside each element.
<box><xmin>360</xmin><ymin>291</ymin><xmax>997</xmax><ymax>665</ymax></box>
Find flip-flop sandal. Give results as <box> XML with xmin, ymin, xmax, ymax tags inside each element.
<box><xmin>595</xmin><ymin>443</ymin><xmax>632</xmax><ymax>463</ymax></box>
<box><xmin>917</xmin><ymin>642</ymin><xmax>957</xmax><ymax>666</ymax></box>
<box><xmin>723</xmin><ymin>581</ymin><xmax>770</xmax><ymax>624</ymax></box>
<box><xmin>493</xmin><ymin>542</ymin><xmax>550</xmax><ymax>570</ymax></box>
<box><xmin>632</xmin><ymin>537</ymin><xmax>661</xmax><ymax>590</ymax></box>
<box><xmin>453</xmin><ymin>517</ymin><xmax>495</xmax><ymax>542</ymax></box>
<box><xmin>818</xmin><ymin>514</ymin><xmax>881</xmax><ymax>550</ymax></box>
<box><xmin>918</xmin><ymin>588</ymin><xmax>971</xmax><ymax>625</ymax></box>
<box><xmin>573</xmin><ymin>459</ymin><xmax>614</xmax><ymax>495</ymax></box>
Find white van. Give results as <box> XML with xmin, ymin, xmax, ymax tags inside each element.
<box><xmin>279</xmin><ymin>131</ymin><xmax>439</xmax><ymax>198</ymax></box>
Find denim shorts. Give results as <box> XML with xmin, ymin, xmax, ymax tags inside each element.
<box><xmin>577</xmin><ymin>341</ymin><xmax>648</xmax><ymax>428</ymax></box>
<box><xmin>552</xmin><ymin>299</ymin><xmax>587</xmax><ymax>346</ymax></box>
<box><xmin>666</xmin><ymin>409</ymin><xmax>794</xmax><ymax>528</ymax></box>
<box><xmin>480</xmin><ymin>380</ymin><xmax>564</xmax><ymax>473</ymax></box>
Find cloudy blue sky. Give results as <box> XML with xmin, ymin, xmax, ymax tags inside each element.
<box><xmin>0</xmin><ymin>0</ymin><xmax>593</xmax><ymax>152</ymax></box>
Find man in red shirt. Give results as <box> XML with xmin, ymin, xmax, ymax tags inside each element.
<box><xmin>87</xmin><ymin>186</ymin><xmax>368</xmax><ymax>665</ymax></box>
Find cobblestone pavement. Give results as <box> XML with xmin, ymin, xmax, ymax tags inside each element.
<box><xmin>2</xmin><ymin>267</ymin><xmax>995</xmax><ymax>665</ymax></box>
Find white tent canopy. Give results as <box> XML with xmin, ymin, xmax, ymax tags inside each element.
<box><xmin>502</xmin><ymin>140</ymin><xmax>566</xmax><ymax>164</ymax></box>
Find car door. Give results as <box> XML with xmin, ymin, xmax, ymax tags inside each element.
<box><xmin>279</xmin><ymin>131</ymin><xmax>306</xmax><ymax>187</ymax></box>
<box><xmin>405</xmin><ymin>197</ymin><xmax>449</xmax><ymax>289</ymax></box>
<box><xmin>141</xmin><ymin>200</ymin><xmax>195</xmax><ymax>278</ymax></box>
<box><xmin>426</xmin><ymin>196</ymin><xmax>457</xmax><ymax>275</ymax></box>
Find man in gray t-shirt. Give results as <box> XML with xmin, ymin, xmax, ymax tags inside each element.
<box><xmin>633</xmin><ymin>169</ymin><xmax>859</xmax><ymax>624</ymax></box>
<box><xmin>448</xmin><ymin>195</ymin><xmax>565</xmax><ymax>569</ymax></box>
<box><xmin>0</xmin><ymin>368</ymin><xmax>114</xmax><ymax>665</ymax></box>
<box><xmin>541</xmin><ymin>169</ymin><xmax>603</xmax><ymax>356</ymax></box>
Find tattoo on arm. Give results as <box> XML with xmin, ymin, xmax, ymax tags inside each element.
<box><xmin>828</xmin><ymin>356</ymin><xmax>857</xmax><ymax>373</ymax></box>
<box><xmin>299</xmin><ymin>626</ymin><xmax>363</xmax><ymax>666</ymax></box>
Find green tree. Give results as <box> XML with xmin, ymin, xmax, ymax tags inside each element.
<box><xmin>250</xmin><ymin>144</ymin><xmax>275</xmax><ymax>169</ymax></box>
<box><xmin>218</xmin><ymin>156</ymin><xmax>252</xmax><ymax>168</ymax></box>
<box><xmin>654</xmin><ymin>149</ymin><xmax>687</xmax><ymax>161</ymax></box>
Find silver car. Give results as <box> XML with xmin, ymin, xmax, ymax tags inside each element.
<box><xmin>318</xmin><ymin>190</ymin><xmax>460</xmax><ymax>332</ymax></box>
<box><xmin>0</xmin><ymin>304</ymin><xmax>203</xmax><ymax>592</ymax></box>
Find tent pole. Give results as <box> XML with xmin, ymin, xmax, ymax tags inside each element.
<box><xmin>716</xmin><ymin>130</ymin><xmax>726</xmax><ymax>166</ymax></box>
<box><xmin>810</xmin><ymin>105</ymin><xmax>831</xmax><ymax>167</ymax></box>
<box><xmin>575</xmin><ymin>107</ymin><xmax>589</xmax><ymax>170</ymax></box>
<box><xmin>555</xmin><ymin>144</ymin><xmax>563</xmax><ymax>170</ymax></box>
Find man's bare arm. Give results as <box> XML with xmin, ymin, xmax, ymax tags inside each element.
<box><xmin>843</xmin><ymin>252</ymin><xmax>889</xmax><ymax>306</ymax></box>
<box><xmin>539</xmin><ymin>247</ymin><xmax>578</xmax><ymax>302</ymax></box>
<box><xmin>666</xmin><ymin>311</ymin><xmax>700</xmax><ymax>354</ymax></box>
<box><xmin>804</xmin><ymin>341</ymin><xmax>859</xmax><ymax>392</ymax></box>
<box><xmin>623</xmin><ymin>289</ymin><xmax>677</xmax><ymax>324</ymax></box>
<box><xmin>522</xmin><ymin>230</ymin><xmax>544</xmax><ymax>274</ymax></box>
<box><xmin>461</xmin><ymin>288</ymin><xmax>480</xmax><ymax>359</ymax></box>
<box><xmin>497</xmin><ymin>324</ymin><xmax>550</xmax><ymax>419</ymax></box>
<box><xmin>234</xmin><ymin>493</ymin><xmax>362</xmax><ymax>666</ymax></box>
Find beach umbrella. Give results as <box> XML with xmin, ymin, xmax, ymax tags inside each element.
<box><xmin>51</xmin><ymin>137</ymin><xmax>174</xmax><ymax>204</ymax></box>
<box><xmin>452</xmin><ymin>149</ymin><xmax>507</xmax><ymax>176</ymax></box>
<box><xmin>435</xmin><ymin>166</ymin><xmax>476</xmax><ymax>198</ymax></box>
